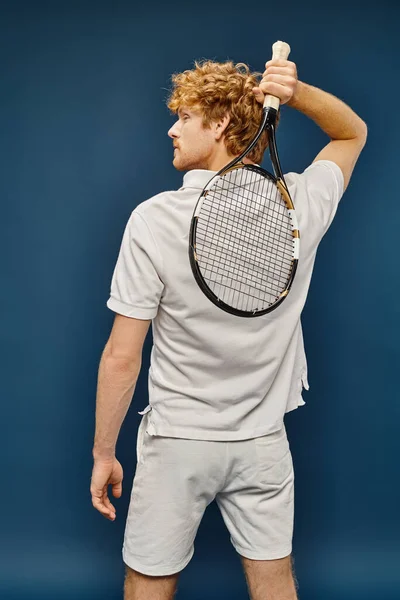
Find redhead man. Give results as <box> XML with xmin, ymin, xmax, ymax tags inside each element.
<box><xmin>91</xmin><ymin>55</ymin><xmax>367</xmax><ymax>600</ymax></box>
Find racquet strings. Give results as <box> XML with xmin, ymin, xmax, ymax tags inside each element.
<box><xmin>195</xmin><ymin>167</ymin><xmax>294</xmax><ymax>312</ymax></box>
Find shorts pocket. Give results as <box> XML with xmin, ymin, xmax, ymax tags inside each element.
<box><xmin>254</xmin><ymin>427</ymin><xmax>293</xmax><ymax>486</ymax></box>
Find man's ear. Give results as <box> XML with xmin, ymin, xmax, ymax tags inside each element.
<box><xmin>214</xmin><ymin>114</ymin><xmax>230</xmax><ymax>141</ymax></box>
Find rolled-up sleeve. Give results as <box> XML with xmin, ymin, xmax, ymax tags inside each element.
<box><xmin>107</xmin><ymin>211</ymin><xmax>164</xmax><ymax>319</ymax></box>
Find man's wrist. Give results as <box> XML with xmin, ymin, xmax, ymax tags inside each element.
<box><xmin>287</xmin><ymin>80</ymin><xmax>307</xmax><ymax>110</ymax></box>
<box><xmin>92</xmin><ymin>446</ymin><xmax>116</xmax><ymax>462</ymax></box>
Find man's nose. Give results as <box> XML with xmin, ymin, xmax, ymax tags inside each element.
<box><xmin>168</xmin><ymin>121</ymin><xmax>180</xmax><ymax>139</ymax></box>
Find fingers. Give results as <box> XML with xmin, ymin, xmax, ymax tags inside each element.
<box><xmin>260</xmin><ymin>82</ymin><xmax>290</xmax><ymax>98</ymax></box>
<box><xmin>253</xmin><ymin>81</ymin><xmax>293</xmax><ymax>106</ymax></box>
<box><xmin>253</xmin><ymin>58</ymin><xmax>298</xmax><ymax>105</ymax></box>
<box><xmin>262</xmin><ymin>66</ymin><xmax>296</xmax><ymax>77</ymax></box>
<box><xmin>259</xmin><ymin>76</ymin><xmax>296</xmax><ymax>100</ymax></box>
<box><xmin>265</xmin><ymin>59</ymin><xmax>297</xmax><ymax>71</ymax></box>
<box><xmin>256</xmin><ymin>59</ymin><xmax>298</xmax><ymax>106</ymax></box>
<box><xmin>112</xmin><ymin>481</ymin><xmax>123</xmax><ymax>498</ymax></box>
<box><xmin>260</xmin><ymin>74</ymin><xmax>297</xmax><ymax>88</ymax></box>
<box><xmin>252</xmin><ymin>86</ymin><xmax>265</xmax><ymax>104</ymax></box>
<box><xmin>262</xmin><ymin>60</ymin><xmax>297</xmax><ymax>88</ymax></box>
<box><xmin>91</xmin><ymin>487</ymin><xmax>116</xmax><ymax>521</ymax></box>
<box><xmin>102</xmin><ymin>490</ymin><xmax>117</xmax><ymax>518</ymax></box>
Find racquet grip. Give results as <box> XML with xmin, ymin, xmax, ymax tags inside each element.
<box><xmin>263</xmin><ymin>41</ymin><xmax>291</xmax><ymax>111</ymax></box>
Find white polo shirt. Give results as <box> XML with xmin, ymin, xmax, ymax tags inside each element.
<box><xmin>107</xmin><ymin>160</ymin><xmax>344</xmax><ymax>440</ymax></box>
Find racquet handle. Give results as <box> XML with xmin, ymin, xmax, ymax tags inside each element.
<box><xmin>263</xmin><ymin>41</ymin><xmax>291</xmax><ymax>111</ymax></box>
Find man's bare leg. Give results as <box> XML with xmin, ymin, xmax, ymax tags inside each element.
<box><xmin>241</xmin><ymin>554</ymin><xmax>299</xmax><ymax>600</ymax></box>
<box><xmin>124</xmin><ymin>566</ymin><xmax>180</xmax><ymax>600</ymax></box>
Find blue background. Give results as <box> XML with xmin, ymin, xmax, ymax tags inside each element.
<box><xmin>1</xmin><ymin>1</ymin><xmax>399</xmax><ymax>598</ymax></box>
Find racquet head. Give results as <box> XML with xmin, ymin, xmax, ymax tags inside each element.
<box><xmin>189</xmin><ymin>162</ymin><xmax>299</xmax><ymax>316</ymax></box>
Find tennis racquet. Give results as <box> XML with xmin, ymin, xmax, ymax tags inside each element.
<box><xmin>189</xmin><ymin>41</ymin><xmax>299</xmax><ymax>318</ymax></box>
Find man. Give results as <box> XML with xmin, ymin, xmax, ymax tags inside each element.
<box><xmin>91</xmin><ymin>55</ymin><xmax>367</xmax><ymax>600</ymax></box>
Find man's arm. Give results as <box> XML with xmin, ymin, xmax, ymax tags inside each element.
<box><xmin>91</xmin><ymin>314</ymin><xmax>151</xmax><ymax>520</ymax></box>
<box><xmin>288</xmin><ymin>80</ymin><xmax>367</xmax><ymax>190</ymax></box>
<box><xmin>254</xmin><ymin>59</ymin><xmax>367</xmax><ymax>190</ymax></box>
<box><xmin>93</xmin><ymin>313</ymin><xmax>151</xmax><ymax>459</ymax></box>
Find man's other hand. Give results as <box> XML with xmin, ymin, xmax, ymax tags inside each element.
<box><xmin>90</xmin><ymin>457</ymin><xmax>123</xmax><ymax>521</ymax></box>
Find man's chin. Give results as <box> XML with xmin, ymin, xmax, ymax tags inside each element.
<box><xmin>172</xmin><ymin>157</ymin><xmax>188</xmax><ymax>172</ymax></box>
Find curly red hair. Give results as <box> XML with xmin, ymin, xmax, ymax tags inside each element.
<box><xmin>167</xmin><ymin>60</ymin><xmax>269</xmax><ymax>164</ymax></box>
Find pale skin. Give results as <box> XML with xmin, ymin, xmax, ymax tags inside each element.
<box><xmin>91</xmin><ymin>57</ymin><xmax>367</xmax><ymax>600</ymax></box>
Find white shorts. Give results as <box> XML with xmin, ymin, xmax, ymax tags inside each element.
<box><xmin>123</xmin><ymin>412</ymin><xmax>294</xmax><ymax>576</ymax></box>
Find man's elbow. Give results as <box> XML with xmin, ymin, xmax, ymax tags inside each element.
<box><xmin>102</xmin><ymin>344</ymin><xmax>142</xmax><ymax>376</ymax></box>
<box><xmin>356</xmin><ymin>119</ymin><xmax>368</xmax><ymax>146</ymax></box>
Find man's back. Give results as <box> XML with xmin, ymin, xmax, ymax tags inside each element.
<box><xmin>107</xmin><ymin>160</ymin><xmax>343</xmax><ymax>439</ymax></box>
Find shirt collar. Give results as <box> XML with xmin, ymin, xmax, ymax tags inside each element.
<box><xmin>180</xmin><ymin>164</ymin><xmax>262</xmax><ymax>190</ymax></box>
<box><xmin>181</xmin><ymin>169</ymin><xmax>217</xmax><ymax>190</ymax></box>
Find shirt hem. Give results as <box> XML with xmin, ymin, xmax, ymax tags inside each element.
<box><xmin>146</xmin><ymin>418</ymin><xmax>286</xmax><ymax>442</ymax></box>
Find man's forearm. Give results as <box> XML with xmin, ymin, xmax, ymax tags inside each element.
<box><xmin>92</xmin><ymin>351</ymin><xmax>141</xmax><ymax>461</ymax></box>
<box><xmin>288</xmin><ymin>81</ymin><xmax>367</xmax><ymax>141</ymax></box>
